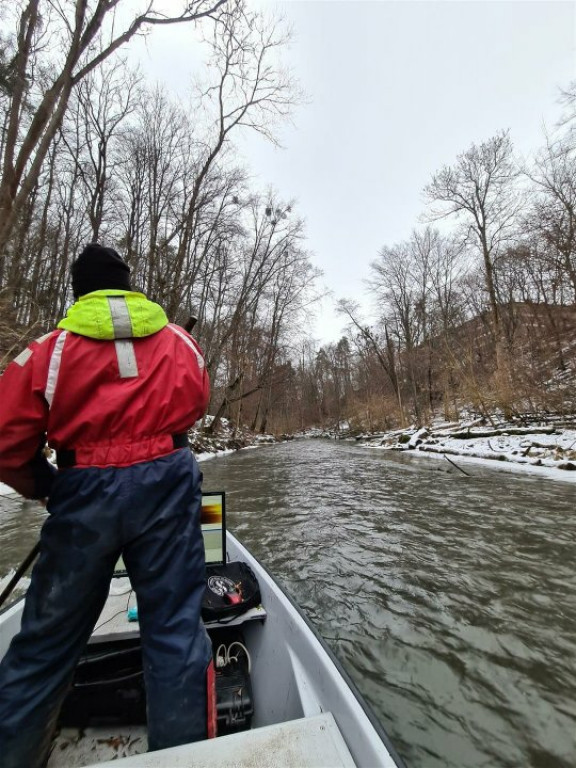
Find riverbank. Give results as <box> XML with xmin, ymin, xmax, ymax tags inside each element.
<box><xmin>350</xmin><ymin>417</ymin><xmax>576</xmax><ymax>482</ymax></box>
<box><xmin>3</xmin><ymin>415</ymin><xmax>576</xmax><ymax>493</ymax></box>
<box><xmin>190</xmin><ymin>417</ymin><xmax>277</xmax><ymax>462</ymax></box>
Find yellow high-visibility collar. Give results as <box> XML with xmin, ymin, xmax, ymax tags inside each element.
<box><xmin>57</xmin><ymin>290</ymin><xmax>168</xmax><ymax>340</ymax></box>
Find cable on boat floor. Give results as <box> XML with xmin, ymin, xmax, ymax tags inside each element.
<box><xmin>50</xmin><ymin>714</ymin><xmax>356</xmax><ymax>768</ymax></box>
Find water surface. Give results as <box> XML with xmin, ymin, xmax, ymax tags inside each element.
<box><xmin>1</xmin><ymin>441</ymin><xmax>575</xmax><ymax>768</ymax></box>
<box><xmin>200</xmin><ymin>441</ymin><xmax>576</xmax><ymax>768</ymax></box>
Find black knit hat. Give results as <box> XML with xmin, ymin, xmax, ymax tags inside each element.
<box><xmin>71</xmin><ymin>244</ymin><xmax>131</xmax><ymax>298</ymax></box>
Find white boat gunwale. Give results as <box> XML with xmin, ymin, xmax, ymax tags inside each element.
<box><xmin>228</xmin><ymin>533</ymin><xmax>404</xmax><ymax>767</ymax></box>
<box><xmin>0</xmin><ymin>592</ymin><xmax>24</xmax><ymax>617</ymax></box>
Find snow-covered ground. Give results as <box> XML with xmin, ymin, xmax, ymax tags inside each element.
<box><xmin>358</xmin><ymin>419</ymin><xmax>576</xmax><ymax>482</ymax></box>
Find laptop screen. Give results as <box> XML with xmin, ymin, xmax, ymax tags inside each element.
<box><xmin>201</xmin><ymin>491</ymin><xmax>226</xmax><ymax>565</ymax></box>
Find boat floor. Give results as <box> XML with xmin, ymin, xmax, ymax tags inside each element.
<box><xmin>48</xmin><ymin>726</ymin><xmax>147</xmax><ymax>767</ymax></box>
<box><xmin>48</xmin><ymin>713</ymin><xmax>355</xmax><ymax>768</ymax></box>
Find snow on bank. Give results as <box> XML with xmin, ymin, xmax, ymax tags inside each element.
<box><xmin>358</xmin><ymin>420</ymin><xmax>576</xmax><ymax>482</ymax></box>
<box><xmin>190</xmin><ymin>416</ymin><xmax>277</xmax><ymax>461</ymax></box>
<box><xmin>196</xmin><ymin>448</ymin><xmax>237</xmax><ymax>463</ymax></box>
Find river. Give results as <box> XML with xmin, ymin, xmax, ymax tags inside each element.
<box><xmin>1</xmin><ymin>440</ymin><xmax>575</xmax><ymax>768</ymax></box>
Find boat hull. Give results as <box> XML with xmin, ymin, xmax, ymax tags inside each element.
<box><xmin>0</xmin><ymin>533</ymin><xmax>403</xmax><ymax>767</ymax></box>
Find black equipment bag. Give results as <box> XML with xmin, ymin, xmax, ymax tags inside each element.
<box><xmin>58</xmin><ymin>639</ymin><xmax>146</xmax><ymax>726</ymax></box>
<box><xmin>202</xmin><ymin>561</ymin><xmax>261</xmax><ymax>623</ymax></box>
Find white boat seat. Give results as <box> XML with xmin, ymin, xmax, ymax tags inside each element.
<box><xmin>85</xmin><ymin>713</ymin><xmax>356</xmax><ymax>768</ymax></box>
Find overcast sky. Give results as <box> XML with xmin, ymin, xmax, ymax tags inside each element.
<box><xmin>132</xmin><ymin>0</ymin><xmax>576</xmax><ymax>344</ymax></box>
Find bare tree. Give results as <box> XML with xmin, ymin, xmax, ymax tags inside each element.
<box><xmin>337</xmin><ymin>298</ymin><xmax>404</xmax><ymax>424</ymax></box>
<box><xmin>369</xmin><ymin>236</ymin><xmax>430</xmax><ymax>422</ymax></box>
<box><xmin>0</xmin><ymin>0</ymin><xmax>229</xmax><ymax>258</ymax></box>
<box><xmin>69</xmin><ymin>60</ymin><xmax>140</xmax><ymax>241</ymax></box>
<box><xmin>205</xmin><ymin>198</ymin><xmax>316</xmax><ymax>432</ymax></box>
<box><xmin>161</xmin><ymin>2</ymin><xmax>299</xmax><ymax>319</ymax></box>
<box><xmin>524</xmin><ymin>136</ymin><xmax>576</xmax><ymax>302</ymax></box>
<box><xmin>424</xmin><ymin>131</ymin><xmax>522</xmax><ymax>364</ymax></box>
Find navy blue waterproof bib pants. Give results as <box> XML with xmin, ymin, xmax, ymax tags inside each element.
<box><xmin>0</xmin><ymin>449</ymin><xmax>210</xmax><ymax>768</ymax></box>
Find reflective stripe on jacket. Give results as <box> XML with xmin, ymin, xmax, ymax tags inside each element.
<box><xmin>0</xmin><ymin>290</ymin><xmax>210</xmax><ymax>485</ymax></box>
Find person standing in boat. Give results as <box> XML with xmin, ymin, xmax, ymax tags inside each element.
<box><xmin>0</xmin><ymin>244</ymin><xmax>215</xmax><ymax>768</ymax></box>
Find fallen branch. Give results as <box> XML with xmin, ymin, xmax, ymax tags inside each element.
<box><xmin>448</xmin><ymin>427</ymin><xmax>557</xmax><ymax>439</ymax></box>
<box><xmin>443</xmin><ymin>454</ymin><xmax>471</xmax><ymax>476</ymax></box>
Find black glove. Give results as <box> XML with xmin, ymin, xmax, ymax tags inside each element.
<box><xmin>30</xmin><ymin>437</ymin><xmax>57</xmax><ymax>499</ymax></box>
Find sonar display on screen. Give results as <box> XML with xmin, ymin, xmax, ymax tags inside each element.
<box><xmin>201</xmin><ymin>492</ymin><xmax>225</xmax><ymax>564</ymax></box>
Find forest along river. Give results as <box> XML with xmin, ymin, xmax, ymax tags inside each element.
<box><xmin>0</xmin><ymin>441</ymin><xmax>575</xmax><ymax>768</ymax></box>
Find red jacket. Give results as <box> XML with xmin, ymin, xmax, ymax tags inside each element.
<box><xmin>0</xmin><ymin>291</ymin><xmax>210</xmax><ymax>497</ymax></box>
